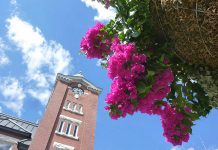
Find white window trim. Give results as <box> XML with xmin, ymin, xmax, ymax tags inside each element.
<box><xmin>56</xmin><ymin>116</ymin><xmax>81</xmax><ymax>140</ymax></box>
<box><xmin>73</xmin><ymin>125</ymin><xmax>79</xmax><ymax>138</ymax></box>
<box><xmin>63</xmin><ymin>107</ymin><xmax>84</xmax><ymax>115</ymax></box>
<box><xmin>53</xmin><ymin>142</ymin><xmax>75</xmax><ymax>150</ymax></box>
<box><xmin>57</xmin><ymin>121</ymin><xmax>65</xmax><ymax>133</ymax></box>
<box><xmin>77</xmin><ymin>104</ymin><xmax>83</xmax><ymax>114</ymax></box>
<box><xmin>66</xmin><ymin>122</ymin><xmax>71</xmax><ymax>135</ymax></box>
<box><xmin>55</xmin><ymin>131</ymin><xmax>79</xmax><ymax>140</ymax></box>
<box><xmin>64</xmin><ymin>100</ymin><xmax>71</xmax><ymax>110</ymax></box>
<box><xmin>60</xmin><ymin>115</ymin><xmax>82</xmax><ymax>124</ymax></box>
<box><xmin>63</xmin><ymin>104</ymin><xmax>84</xmax><ymax>115</ymax></box>
<box><xmin>71</xmin><ymin>102</ymin><xmax>76</xmax><ymax>112</ymax></box>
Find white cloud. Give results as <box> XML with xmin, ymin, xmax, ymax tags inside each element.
<box><xmin>0</xmin><ymin>106</ymin><xmax>2</xmax><ymax>113</ymax></box>
<box><xmin>171</xmin><ymin>147</ymin><xmax>195</xmax><ymax>150</ymax></box>
<box><xmin>10</xmin><ymin>0</ymin><xmax>17</xmax><ymax>5</ymax></box>
<box><xmin>81</xmin><ymin>0</ymin><xmax>116</xmax><ymax>21</ymax></box>
<box><xmin>27</xmin><ymin>89</ymin><xmax>51</xmax><ymax>106</ymax></box>
<box><xmin>171</xmin><ymin>146</ymin><xmax>182</xmax><ymax>150</ymax></box>
<box><xmin>10</xmin><ymin>0</ymin><xmax>19</xmax><ymax>16</ymax></box>
<box><xmin>6</xmin><ymin>16</ymin><xmax>73</xmax><ymax>105</ymax></box>
<box><xmin>0</xmin><ymin>77</ymin><xmax>25</xmax><ymax>117</ymax></box>
<box><xmin>0</xmin><ymin>38</ymin><xmax>10</xmax><ymax>66</ymax></box>
<box><xmin>208</xmin><ymin>148</ymin><xmax>218</xmax><ymax>150</ymax></box>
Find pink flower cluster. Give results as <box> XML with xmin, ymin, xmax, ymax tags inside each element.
<box><xmin>138</xmin><ymin>69</ymin><xmax>174</xmax><ymax>115</ymax></box>
<box><xmin>80</xmin><ymin>23</ymin><xmax>112</xmax><ymax>59</ymax></box>
<box><xmin>105</xmin><ymin>39</ymin><xmax>147</xmax><ymax>119</ymax></box>
<box><xmin>107</xmin><ymin>62</ymin><xmax>192</xmax><ymax>145</ymax></box>
<box><xmin>138</xmin><ymin>69</ymin><xmax>191</xmax><ymax>145</ymax></box>
<box><xmin>161</xmin><ymin>103</ymin><xmax>191</xmax><ymax>146</ymax></box>
<box><xmin>107</xmin><ymin>39</ymin><xmax>147</xmax><ymax>79</ymax></box>
<box><xmin>80</xmin><ymin>23</ymin><xmax>193</xmax><ymax>145</ymax></box>
<box><xmin>105</xmin><ymin>77</ymin><xmax>138</xmax><ymax>119</ymax></box>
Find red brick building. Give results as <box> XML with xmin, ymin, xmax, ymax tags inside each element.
<box><xmin>0</xmin><ymin>73</ymin><xmax>102</xmax><ymax>150</ymax></box>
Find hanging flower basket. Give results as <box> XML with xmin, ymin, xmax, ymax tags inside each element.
<box><xmin>81</xmin><ymin>0</ymin><xmax>217</xmax><ymax>145</ymax></box>
<box><xmin>150</xmin><ymin>0</ymin><xmax>218</xmax><ymax>107</ymax></box>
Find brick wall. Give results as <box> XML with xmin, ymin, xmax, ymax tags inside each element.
<box><xmin>30</xmin><ymin>79</ymin><xmax>99</xmax><ymax>150</ymax></box>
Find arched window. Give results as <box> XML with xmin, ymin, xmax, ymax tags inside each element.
<box><xmin>56</xmin><ymin>115</ymin><xmax>82</xmax><ymax>140</ymax></box>
<box><xmin>64</xmin><ymin>100</ymin><xmax>70</xmax><ymax>109</ymax></box>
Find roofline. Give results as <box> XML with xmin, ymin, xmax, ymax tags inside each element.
<box><xmin>0</xmin><ymin>113</ymin><xmax>38</xmax><ymax>127</ymax></box>
<box><xmin>56</xmin><ymin>73</ymin><xmax>102</xmax><ymax>95</ymax></box>
<box><xmin>45</xmin><ymin>73</ymin><xmax>103</xmax><ymax>111</ymax></box>
<box><xmin>0</xmin><ymin>125</ymin><xmax>32</xmax><ymax>139</ymax></box>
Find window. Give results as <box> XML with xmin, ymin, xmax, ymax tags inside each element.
<box><xmin>71</xmin><ymin>102</ymin><xmax>76</xmax><ymax>111</ymax></box>
<box><xmin>64</xmin><ymin>100</ymin><xmax>70</xmax><ymax>109</ymax></box>
<box><xmin>66</xmin><ymin>123</ymin><xmax>71</xmax><ymax>135</ymax></box>
<box><xmin>58</xmin><ymin>121</ymin><xmax>64</xmax><ymax>133</ymax></box>
<box><xmin>56</xmin><ymin>115</ymin><xmax>82</xmax><ymax>140</ymax></box>
<box><xmin>73</xmin><ymin>125</ymin><xmax>79</xmax><ymax>137</ymax></box>
<box><xmin>76</xmin><ymin>104</ymin><xmax>83</xmax><ymax>114</ymax></box>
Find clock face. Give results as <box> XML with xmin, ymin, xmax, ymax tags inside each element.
<box><xmin>72</xmin><ymin>87</ymin><xmax>84</xmax><ymax>96</ymax></box>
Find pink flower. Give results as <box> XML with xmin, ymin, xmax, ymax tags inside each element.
<box><xmin>132</xmin><ymin>54</ymin><xmax>148</xmax><ymax>64</ymax></box>
<box><xmin>108</xmin><ymin>40</ymin><xmax>147</xmax><ymax>80</ymax></box>
<box><xmin>107</xmin><ymin>53</ymin><xmax>129</xmax><ymax>79</ymax></box>
<box><xmin>160</xmin><ymin>103</ymin><xmax>191</xmax><ymax>146</ymax></box>
<box><xmin>138</xmin><ymin>69</ymin><xmax>174</xmax><ymax>115</ymax></box>
<box><xmin>131</xmin><ymin>64</ymin><xmax>145</xmax><ymax>79</ymax></box>
<box><xmin>80</xmin><ymin>22</ymin><xmax>112</xmax><ymax>59</ymax></box>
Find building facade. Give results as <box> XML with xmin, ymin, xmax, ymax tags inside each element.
<box><xmin>0</xmin><ymin>73</ymin><xmax>102</xmax><ymax>150</ymax></box>
<box><xmin>0</xmin><ymin>113</ymin><xmax>38</xmax><ymax>150</ymax></box>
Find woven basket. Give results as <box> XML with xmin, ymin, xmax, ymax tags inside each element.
<box><xmin>150</xmin><ymin>0</ymin><xmax>218</xmax><ymax>107</ymax></box>
<box><xmin>150</xmin><ymin>0</ymin><xmax>218</xmax><ymax>69</ymax></box>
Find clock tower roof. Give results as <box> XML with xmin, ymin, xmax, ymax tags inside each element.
<box><xmin>56</xmin><ymin>73</ymin><xmax>102</xmax><ymax>95</ymax></box>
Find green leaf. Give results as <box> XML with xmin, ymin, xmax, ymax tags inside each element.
<box><xmin>136</xmin><ymin>80</ymin><xmax>152</xmax><ymax>98</ymax></box>
<box><xmin>160</xmin><ymin>54</ymin><xmax>165</xmax><ymax>63</ymax></box>
<box><xmin>182</xmin><ymin>119</ymin><xmax>193</xmax><ymax>127</ymax></box>
<box><xmin>118</xmin><ymin>32</ymin><xmax>125</xmax><ymax>40</ymax></box>
<box><xmin>147</xmin><ymin>70</ymin><xmax>155</xmax><ymax>78</ymax></box>
<box><xmin>131</xmin><ymin>99</ymin><xmax>138</xmax><ymax>107</ymax></box>
<box><xmin>187</xmin><ymin>127</ymin><xmax>192</xmax><ymax>134</ymax></box>
<box><xmin>136</xmin><ymin>81</ymin><xmax>146</xmax><ymax>94</ymax></box>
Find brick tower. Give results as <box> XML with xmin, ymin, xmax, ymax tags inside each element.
<box><xmin>29</xmin><ymin>73</ymin><xmax>102</xmax><ymax>150</ymax></box>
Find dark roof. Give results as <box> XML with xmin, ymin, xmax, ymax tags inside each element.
<box><xmin>0</xmin><ymin>113</ymin><xmax>38</xmax><ymax>137</ymax></box>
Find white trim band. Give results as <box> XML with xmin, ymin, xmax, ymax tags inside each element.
<box><xmin>60</xmin><ymin>115</ymin><xmax>82</xmax><ymax>124</ymax></box>
<box><xmin>53</xmin><ymin>142</ymin><xmax>75</xmax><ymax>150</ymax></box>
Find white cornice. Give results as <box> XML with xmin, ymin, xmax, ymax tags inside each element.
<box><xmin>53</xmin><ymin>142</ymin><xmax>75</xmax><ymax>150</ymax></box>
<box><xmin>56</xmin><ymin>73</ymin><xmax>102</xmax><ymax>95</ymax></box>
<box><xmin>59</xmin><ymin>115</ymin><xmax>82</xmax><ymax>124</ymax></box>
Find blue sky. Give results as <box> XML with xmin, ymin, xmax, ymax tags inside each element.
<box><xmin>0</xmin><ymin>0</ymin><xmax>218</xmax><ymax>150</ymax></box>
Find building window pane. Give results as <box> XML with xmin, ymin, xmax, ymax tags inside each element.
<box><xmin>71</xmin><ymin>102</ymin><xmax>76</xmax><ymax>111</ymax></box>
<box><xmin>77</xmin><ymin>104</ymin><xmax>83</xmax><ymax>113</ymax></box>
<box><xmin>58</xmin><ymin>121</ymin><xmax>64</xmax><ymax>133</ymax></box>
<box><xmin>66</xmin><ymin>123</ymin><xmax>71</xmax><ymax>135</ymax></box>
<box><xmin>73</xmin><ymin>125</ymin><xmax>78</xmax><ymax>137</ymax></box>
<box><xmin>64</xmin><ymin>101</ymin><xmax>70</xmax><ymax>109</ymax></box>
